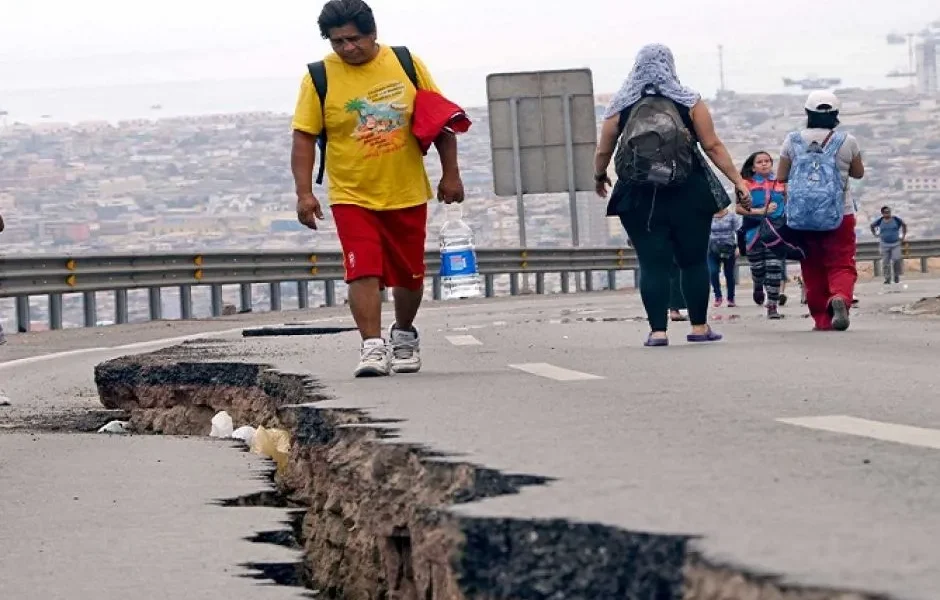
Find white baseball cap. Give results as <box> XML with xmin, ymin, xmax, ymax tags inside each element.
<box><xmin>804</xmin><ymin>90</ymin><xmax>841</xmax><ymax>112</ymax></box>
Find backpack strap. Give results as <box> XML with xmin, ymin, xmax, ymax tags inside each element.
<box><xmin>787</xmin><ymin>131</ymin><xmax>807</xmax><ymax>154</ymax></box>
<box><xmin>390</xmin><ymin>46</ymin><xmax>419</xmax><ymax>90</ymax></box>
<box><xmin>306</xmin><ymin>61</ymin><xmax>329</xmax><ymax>185</ymax></box>
<box><xmin>822</xmin><ymin>130</ymin><xmax>848</xmax><ymax>157</ymax></box>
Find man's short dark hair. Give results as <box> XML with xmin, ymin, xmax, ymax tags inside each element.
<box><xmin>318</xmin><ymin>0</ymin><xmax>376</xmax><ymax>39</ymax></box>
<box><xmin>882</xmin><ymin>206</ymin><xmax>891</xmax><ymax>213</ymax></box>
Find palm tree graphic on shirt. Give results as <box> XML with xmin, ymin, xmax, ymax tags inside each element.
<box><xmin>344</xmin><ymin>96</ymin><xmax>407</xmax><ymax>153</ymax></box>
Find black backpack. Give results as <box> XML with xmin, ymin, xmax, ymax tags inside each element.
<box><xmin>307</xmin><ymin>46</ymin><xmax>419</xmax><ymax>185</ymax></box>
<box><xmin>614</xmin><ymin>88</ymin><xmax>694</xmax><ymax>187</ymax></box>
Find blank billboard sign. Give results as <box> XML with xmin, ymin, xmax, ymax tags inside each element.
<box><xmin>487</xmin><ymin>69</ymin><xmax>597</xmax><ymax>197</ymax></box>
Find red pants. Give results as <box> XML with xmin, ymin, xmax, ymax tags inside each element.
<box><xmin>331</xmin><ymin>203</ymin><xmax>428</xmax><ymax>291</ymax></box>
<box><xmin>799</xmin><ymin>214</ymin><xmax>857</xmax><ymax>330</ymax></box>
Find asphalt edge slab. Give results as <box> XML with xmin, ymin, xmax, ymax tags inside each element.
<box><xmin>92</xmin><ymin>339</ymin><xmax>891</xmax><ymax>600</ymax></box>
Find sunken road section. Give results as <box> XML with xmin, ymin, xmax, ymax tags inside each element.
<box><xmin>93</xmin><ymin>339</ymin><xmax>887</xmax><ymax>600</ymax></box>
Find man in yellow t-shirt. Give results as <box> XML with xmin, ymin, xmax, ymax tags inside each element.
<box><xmin>291</xmin><ymin>0</ymin><xmax>465</xmax><ymax>379</ymax></box>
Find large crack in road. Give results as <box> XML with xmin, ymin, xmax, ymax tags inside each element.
<box><xmin>89</xmin><ymin>338</ymin><xmax>889</xmax><ymax>600</ymax></box>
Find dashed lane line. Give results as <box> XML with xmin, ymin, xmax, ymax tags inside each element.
<box><xmin>508</xmin><ymin>362</ymin><xmax>604</xmax><ymax>382</ymax></box>
<box><xmin>778</xmin><ymin>415</ymin><xmax>940</xmax><ymax>451</ymax></box>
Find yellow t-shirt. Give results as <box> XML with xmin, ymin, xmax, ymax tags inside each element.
<box><xmin>292</xmin><ymin>46</ymin><xmax>440</xmax><ymax>211</ymax></box>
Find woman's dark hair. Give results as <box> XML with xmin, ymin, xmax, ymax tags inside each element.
<box><xmin>318</xmin><ymin>0</ymin><xmax>376</xmax><ymax>39</ymax></box>
<box><xmin>806</xmin><ymin>109</ymin><xmax>840</xmax><ymax>130</ymax></box>
<box><xmin>740</xmin><ymin>151</ymin><xmax>772</xmax><ymax>180</ymax></box>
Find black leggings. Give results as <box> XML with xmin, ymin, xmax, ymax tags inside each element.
<box><xmin>620</xmin><ymin>196</ymin><xmax>713</xmax><ymax>332</ymax></box>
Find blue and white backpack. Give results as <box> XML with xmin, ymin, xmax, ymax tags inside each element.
<box><xmin>784</xmin><ymin>130</ymin><xmax>848</xmax><ymax>231</ymax></box>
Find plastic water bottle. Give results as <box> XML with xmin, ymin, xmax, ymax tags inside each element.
<box><xmin>439</xmin><ymin>205</ymin><xmax>483</xmax><ymax>300</ymax></box>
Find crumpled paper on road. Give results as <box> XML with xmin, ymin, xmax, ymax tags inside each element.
<box><xmin>249</xmin><ymin>426</ymin><xmax>291</xmax><ymax>475</ymax></box>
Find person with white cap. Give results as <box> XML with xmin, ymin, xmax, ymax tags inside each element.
<box><xmin>776</xmin><ymin>90</ymin><xmax>864</xmax><ymax>332</ymax></box>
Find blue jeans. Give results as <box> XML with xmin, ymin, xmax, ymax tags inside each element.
<box><xmin>707</xmin><ymin>251</ymin><xmax>736</xmax><ymax>301</ymax></box>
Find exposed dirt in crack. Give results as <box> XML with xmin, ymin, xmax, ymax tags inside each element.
<box><xmin>0</xmin><ymin>406</ymin><xmax>130</xmax><ymax>433</ymax></box>
<box><xmin>93</xmin><ymin>341</ymin><xmax>893</xmax><ymax>600</ymax></box>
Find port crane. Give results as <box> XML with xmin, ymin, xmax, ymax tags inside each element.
<box><xmin>885</xmin><ymin>21</ymin><xmax>940</xmax><ymax>91</ymax></box>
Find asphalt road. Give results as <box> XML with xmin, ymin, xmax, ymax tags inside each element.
<box><xmin>0</xmin><ymin>433</ymin><xmax>305</xmax><ymax>600</ymax></box>
<box><xmin>2</xmin><ymin>278</ymin><xmax>940</xmax><ymax>598</ymax></box>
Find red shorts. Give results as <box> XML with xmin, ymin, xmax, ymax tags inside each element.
<box><xmin>331</xmin><ymin>203</ymin><xmax>428</xmax><ymax>290</ymax></box>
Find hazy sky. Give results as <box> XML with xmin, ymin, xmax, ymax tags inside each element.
<box><xmin>1</xmin><ymin>0</ymin><xmax>938</xmax><ymax>104</ymax></box>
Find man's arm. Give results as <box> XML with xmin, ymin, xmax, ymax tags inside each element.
<box><xmin>290</xmin><ymin>73</ymin><xmax>325</xmax><ymax>229</ymax></box>
<box><xmin>413</xmin><ymin>54</ymin><xmax>463</xmax><ymax>203</ymax></box>
<box><xmin>847</xmin><ymin>138</ymin><xmax>864</xmax><ymax>179</ymax></box>
<box><xmin>291</xmin><ymin>130</ymin><xmax>317</xmax><ymax>197</ymax></box>
<box><xmin>901</xmin><ymin>218</ymin><xmax>908</xmax><ymax>240</ymax></box>
<box><xmin>870</xmin><ymin>218</ymin><xmax>880</xmax><ymax>237</ymax></box>
<box><xmin>433</xmin><ymin>130</ymin><xmax>464</xmax><ymax>203</ymax></box>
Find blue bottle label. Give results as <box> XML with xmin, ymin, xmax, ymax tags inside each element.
<box><xmin>440</xmin><ymin>248</ymin><xmax>478</xmax><ymax>277</ymax></box>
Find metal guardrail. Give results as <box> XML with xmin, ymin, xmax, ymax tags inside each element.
<box><xmin>1</xmin><ymin>241</ymin><xmax>937</xmax><ymax>333</ymax></box>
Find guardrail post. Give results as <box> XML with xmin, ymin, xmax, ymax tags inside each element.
<box><xmin>561</xmin><ymin>272</ymin><xmax>571</xmax><ymax>294</ymax></box>
<box><xmin>240</xmin><ymin>284</ymin><xmax>252</xmax><ymax>312</ymax></box>
<box><xmin>873</xmin><ymin>259</ymin><xmax>882</xmax><ymax>277</ymax></box>
<box><xmin>921</xmin><ymin>257</ymin><xmax>929</xmax><ymax>274</ymax></box>
<box><xmin>179</xmin><ymin>285</ymin><xmax>193</xmax><ymax>320</ymax></box>
<box><xmin>210</xmin><ymin>285</ymin><xmax>223</xmax><ymax>317</ymax></box>
<box><xmin>607</xmin><ymin>270</ymin><xmax>617</xmax><ymax>291</ymax></box>
<box><xmin>49</xmin><ymin>294</ymin><xmax>63</xmax><ymax>330</ymax></box>
<box><xmin>432</xmin><ymin>276</ymin><xmax>442</xmax><ymax>301</ymax></box>
<box><xmin>535</xmin><ymin>273</ymin><xmax>546</xmax><ymax>295</ymax></box>
<box><xmin>269</xmin><ymin>282</ymin><xmax>282</xmax><ymax>311</ymax></box>
<box><xmin>115</xmin><ymin>289</ymin><xmax>129</xmax><ymax>324</ymax></box>
<box><xmin>484</xmin><ymin>275</ymin><xmax>495</xmax><ymax>298</ymax></box>
<box><xmin>509</xmin><ymin>274</ymin><xmax>520</xmax><ymax>296</ymax></box>
<box><xmin>83</xmin><ymin>291</ymin><xmax>97</xmax><ymax>328</ymax></box>
<box><xmin>324</xmin><ymin>280</ymin><xmax>336</xmax><ymax>307</ymax></box>
<box><xmin>149</xmin><ymin>287</ymin><xmax>163</xmax><ymax>321</ymax></box>
<box><xmin>584</xmin><ymin>271</ymin><xmax>594</xmax><ymax>292</ymax></box>
<box><xmin>297</xmin><ymin>281</ymin><xmax>309</xmax><ymax>309</ymax></box>
<box><xmin>15</xmin><ymin>295</ymin><xmax>30</xmax><ymax>333</ymax></box>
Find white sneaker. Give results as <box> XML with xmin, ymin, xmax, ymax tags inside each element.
<box><xmin>354</xmin><ymin>339</ymin><xmax>391</xmax><ymax>378</ymax></box>
<box><xmin>389</xmin><ymin>325</ymin><xmax>421</xmax><ymax>374</ymax></box>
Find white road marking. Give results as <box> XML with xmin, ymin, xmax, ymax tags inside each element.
<box><xmin>778</xmin><ymin>415</ymin><xmax>940</xmax><ymax>450</ymax></box>
<box><xmin>446</xmin><ymin>335</ymin><xmax>483</xmax><ymax>346</ymax></box>
<box><xmin>0</xmin><ymin>327</ymin><xmax>248</xmax><ymax>370</ymax></box>
<box><xmin>508</xmin><ymin>362</ymin><xmax>604</xmax><ymax>382</ymax></box>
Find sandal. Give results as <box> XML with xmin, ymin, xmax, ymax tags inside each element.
<box><xmin>687</xmin><ymin>326</ymin><xmax>723</xmax><ymax>343</ymax></box>
<box><xmin>644</xmin><ymin>333</ymin><xmax>669</xmax><ymax>347</ymax></box>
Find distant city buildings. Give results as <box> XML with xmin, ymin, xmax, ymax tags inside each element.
<box><xmin>1</xmin><ymin>87</ymin><xmax>939</xmax><ymax>258</ymax></box>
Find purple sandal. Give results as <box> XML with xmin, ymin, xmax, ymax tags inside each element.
<box><xmin>644</xmin><ymin>333</ymin><xmax>669</xmax><ymax>347</ymax></box>
<box><xmin>686</xmin><ymin>327</ymin><xmax>723</xmax><ymax>343</ymax></box>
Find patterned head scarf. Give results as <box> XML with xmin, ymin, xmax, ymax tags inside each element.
<box><xmin>603</xmin><ymin>44</ymin><xmax>701</xmax><ymax>119</ymax></box>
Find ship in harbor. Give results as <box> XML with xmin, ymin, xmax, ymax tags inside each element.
<box><xmin>783</xmin><ymin>76</ymin><xmax>842</xmax><ymax>90</ymax></box>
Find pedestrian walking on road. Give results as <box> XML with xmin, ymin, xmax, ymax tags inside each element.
<box><xmin>870</xmin><ymin>206</ymin><xmax>907</xmax><ymax>288</ymax></box>
<box><xmin>594</xmin><ymin>44</ymin><xmax>751</xmax><ymax>347</ymax></box>
<box><xmin>291</xmin><ymin>0</ymin><xmax>465</xmax><ymax>377</ymax></box>
<box><xmin>707</xmin><ymin>207</ymin><xmax>741</xmax><ymax>308</ymax></box>
<box><xmin>777</xmin><ymin>91</ymin><xmax>864</xmax><ymax>332</ymax></box>
<box><xmin>737</xmin><ymin>151</ymin><xmax>803</xmax><ymax>320</ymax></box>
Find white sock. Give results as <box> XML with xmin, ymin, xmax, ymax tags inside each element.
<box><xmin>362</xmin><ymin>337</ymin><xmax>386</xmax><ymax>349</ymax></box>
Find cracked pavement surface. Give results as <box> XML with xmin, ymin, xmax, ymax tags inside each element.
<box><xmin>2</xmin><ymin>278</ymin><xmax>940</xmax><ymax>599</ymax></box>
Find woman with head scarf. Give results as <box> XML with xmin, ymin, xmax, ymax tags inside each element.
<box><xmin>594</xmin><ymin>44</ymin><xmax>751</xmax><ymax>347</ymax></box>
